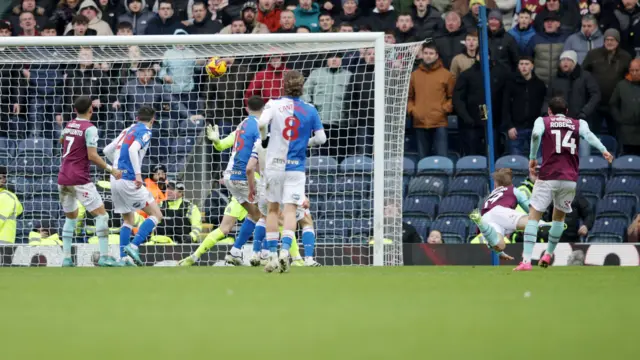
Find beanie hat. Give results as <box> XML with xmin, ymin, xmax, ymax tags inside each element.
<box><xmin>488</xmin><ymin>9</ymin><xmax>503</xmax><ymax>22</ymax></box>
<box><xmin>560</xmin><ymin>50</ymin><xmax>578</xmax><ymax>64</ymax></box>
<box><xmin>469</xmin><ymin>0</ymin><xmax>486</xmax><ymax>6</ymax></box>
<box><xmin>604</xmin><ymin>28</ymin><xmax>620</xmax><ymax>43</ymax></box>
<box><xmin>342</xmin><ymin>0</ymin><xmax>359</xmax><ymax>5</ymax></box>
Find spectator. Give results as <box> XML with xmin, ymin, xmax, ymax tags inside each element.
<box><xmin>64</xmin><ymin>0</ymin><xmax>114</xmax><ymax>35</ymax></box>
<box><xmin>344</xmin><ymin>47</ymin><xmax>376</xmax><ymax>156</ymax></box>
<box><xmin>50</xmin><ymin>0</ymin><xmax>81</xmax><ymax>36</ymax></box>
<box><xmin>66</xmin><ymin>14</ymin><xmax>98</xmax><ymax>35</ymax></box>
<box><xmin>453</xmin><ymin>52</ymin><xmax>509</xmax><ymax>155</ymax></box>
<box><xmin>411</xmin><ymin>0</ymin><xmax>443</xmax><ymax>40</ymax></box>
<box><xmin>145</xmin><ymin>164</ymin><xmax>168</xmax><ymax>205</ymax></box>
<box><xmin>23</xmin><ymin>49</ymin><xmax>65</xmax><ymax>138</ymax></box>
<box><xmin>610</xmin><ymin>59</ymin><xmax>640</xmax><ymax>155</ymax></box>
<box><xmin>41</xmin><ymin>20</ymin><xmax>58</xmax><ymax>35</ymax></box>
<box><xmin>543</xmin><ymin>194</ymin><xmax>593</xmax><ymax>242</ymax></box>
<box><xmin>502</xmin><ymin>56</ymin><xmax>546</xmax><ymax>156</ymax></box>
<box><xmin>0</xmin><ymin>166</ymin><xmax>23</xmax><ymax>244</ymax></box>
<box><xmin>186</xmin><ymin>1</ymin><xmax>223</xmax><ymax>34</ymax></box>
<box><xmin>395</xmin><ymin>12</ymin><xmax>418</xmax><ymax>43</ymax></box>
<box><xmin>583</xmin><ymin>28</ymin><xmax>631</xmax><ymax>138</ymax></box>
<box><xmin>0</xmin><ymin>22</ymin><xmax>22</xmax><ymax>138</ymax></box>
<box><xmin>487</xmin><ymin>9</ymin><xmax>520</xmax><ymax>71</ymax></box>
<box><xmin>145</xmin><ymin>0</ymin><xmax>187</xmax><ymax>34</ymax></box>
<box><xmin>318</xmin><ymin>11</ymin><xmax>334</xmax><ymax>32</ymax></box>
<box><xmin>17</xmin><ymin>11</ymin><xmax>40</xmax><ymax>36</ymax></box>
<box><xmin>338</xmin><ymin>21</ymin><xmax>353</xmax><ymax>32</ymax></box>
<box><xmin>533</xmin><ymin>0</ymin><xmax>580</xmax><ymax>34</ymax></box>
<box><xmin>153</xmin><ymin>181</ymin><xmax>202</xmax><ymax>244</ymax></box>
<box><xmin>434</xmin><ymin>11</ymin><xmax>466</xmax><ymax>69</ymax></box>
<box><xmin>525</xmin><ymin>12</ymin><xmax>568</xmax><ymax>85</ymax></box>
<box><xmin>245</xmin><ymin>55</ymin><xmax>289</xmax><ymax>105</ymax></box>
<box><xmin>508</xmin><ymin>9</ymin><xmax>536</xmax><ymax>53</ymax></box>
<box><xmin>543</xmin><ymin>50</ymin><xmax>600</xmax><ymax>156</ymax></box>
<box><xmin>495</xmin><ymin>0</ymin><xmax>517</xmax><ymax>30</ymax></box>
<box><xmin>257</xmin><ymin>0</ymin><xmax>281</xmax><ymax>32</ymax></box>
<box><xmin>116</xmin><ymin>20</ymin><xmax>133</xmax><ymax>35</ymax></box>
<box><xmin>463</xmin><ymin>0</ymin><xmax>482</xmax><ymax>31</ymax></box>
<box><xmin>336</xmin><ymin>0</ymin><xmax>366</xmax><ymax>30</ymax></box>
<box><xmin>563</xmin><ymin>14</ymin><xmax>603</xmax><ymax>64</ymax></box>
<box><xmin>293</xmin><ymin>0</ymin><xmax>320</xmax><ymax>32</ymax></box>
<box><xmin>296</xmin><ymin>25</ymin><xmax>310</xmax><ymax>32</ymax></box>
<box><xmin>628</xmin><ymin>213</ymin><xmax>640</xmax><ymax>242</ymax></box>
<box><xmin>426</xmin><ymin>230</ymin><xmax>442</xmax><ymax>244</ymax></box>
<box><xmin>118</xmin><ymin>0</ymin><xmax>155</xmax><ymax>35</ymax></box>
<box><xmin>206</xmin><ymin>0</ymin><xmax>224</xmax><ymax>23</ymax></box>
<box><xmin>28</xmin><ymin>219</ymin><xmax>62</xmax><ymax>246</ymax></box>
<box><xmin>365</xmin><ymin>0</ymin><xmax>397</xmax><ymax>32</ymax></box>
<box><xmin>7</xmin><ymin>0</ymin><xmax>48</xmax><ymax>34</ymax></box>
<box><xmin>221</xmin><ymin>2</ymin><xmax>269</xmax><ymax>33</ymax></box>
<box><xmin>276</xmin><ymin>8</ymin><xmax>296</xmax><ymax>31</ymax></box>
<box><xmin>97</xmin><ymin>0</ymin><xmax>118</xmax><ymax>33</ymax></box>
<box><xmin>600</xmin><ymin>0</ymin><xmax>640</xmax><ymax>57</ymax></box>
<box><xmin>450</xmin><ymin>31</ymin><xmax>478</xmax><ymax>79</ymax></box>
<box><xmin>407</xmin><ymin>43</ymin><xmax>454</xmax><ymax>158</ymax></box>
<box><xmin>302</xmin><ymin>52</ymin><xmax>352</xmax><ymax>157</ymax></box>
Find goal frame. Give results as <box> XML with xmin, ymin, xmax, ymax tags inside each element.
<box><xmin>0</xmin><ymin>33</ymin><xmax>388</xmax><ymax>266</ymax></box>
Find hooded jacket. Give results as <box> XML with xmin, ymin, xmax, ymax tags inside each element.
<box><xmin>118</xmin><ymin>0</ymin><xmax>156</xmax><ymax>35</ymax></box>
<box><xmin>64</xmin><ymin>0</ymin><xmax>114</xmax><ymax>36</ymax></box>
<box><xmin>563</xmin><ymin>29</ymin><xmax>604</xmax><ymax>64</ymax></box>
<box><xmin>244</xmin><ymin>61</ymin><xmax>290</xmax><ymax>105</ymax></box>
<box><xmin>186</xmin><ymin>11</ymin><xmax>224</xmax><ymax>34</ymax></box>
<box><xmin>302</xmin><ymin>66</ymin><xmax>353</xmax><ymax>126</ymax></box>
<box><xmin>293</xmin><ymin>2</ymin><xmax>321</xmax><ymax>32</ymax></box>
<box><xmin>158</xmin><ymin>29</ymin><xmax>198</xmax><ymax>94</ymax></box>
<box><xmin>407</xmin><ymin>60</ymin><xmax>455</xmax><ymax>129</ymax></box>
<box><xmin>144</xmin><ymin>7</ymin><xmax>187</xmax><ymax>35</ymax></box>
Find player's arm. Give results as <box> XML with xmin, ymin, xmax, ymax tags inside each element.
<box><xmin>187</xmin><ymin>203</ymin><xmax>203</xmax><ymax>242</ymax></box>
<box><xmin>214</xmin><ymin>131</ymin><xmax>236</xmax><ymax>152</ymax></box>
<box><xmin>578</xmin><ymin>120</ymin><xmax>613</xmax><ymax>162</ymax></box>
<box><xmin>103</xmin><ymin>129</ymin><xmax>126</xmax><ymax>163</ymax></box>
<box><xmin>514</xmin><ymin>187</ymin><xmax>530</xmax><ymax>213</ymax></box>
<box><xmin>85</xmin><ymin>127</ymin><xmax>121</xmax><ymax>178</ymax></box>
<box><xmin>529</xmin><ymin>117</ymin><xmax>545</xmax><ymax>160</ymax></box>
<box><xmin>128</xmin><ymin>140</ymin><xmax>144</xmax><ymax>185</ymax></box>
<box><xmin>246</xmin><ymin>143</ymin><xmax>259</xmax><ymax>201</ymax></box>
<box><xmin>307</xmin><ymin>110</ymin><xmax>327</xmax><ymax>147</ymax></box>
<box><xmin>257</xmin><ymin>100</ymin><xmax>274</xmax><ymax>140</ymax></box>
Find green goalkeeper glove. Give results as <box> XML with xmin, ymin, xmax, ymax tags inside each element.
<box><xmin>206</xmin><ymin>124</ymin><xmax>220</xmax><ymax>144</ymax></box>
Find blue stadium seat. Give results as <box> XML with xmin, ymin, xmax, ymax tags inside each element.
<box><xmin>595</xmin><ymin>196</ymin><xmax>636</xmax><ymax>221</ymax></box>
<box><xmin>0</xmin><ymin>138</ymin><xmax>15</xmax><ymax>165</ymax></box>
<box><xmin>351</xmin><ymin>218</ymin><xmax>374</xmax><ymax>238</ymax></box>
<box><xmin>8</xmin><ymin>177</ymin><xmax>32</xmax><ymax>196</ymax></box>
<box><xmin>447</xmin><ymin>175</ymin><xmax>488</xmax><ymax>200</ymax></box>
<box><xmin>403</xmin><ymin>157</ymin><xmax>416</xmax><ymax>176</ymax></box>
<box><xmin>17</xmin><ymin>138</ymin><xmax>54</xmax><ymax>157</ymax></box>
<box><xmin>165</xmin><ymin>155</ymin><xmax>187</xmax><ymax>174</ymax></box>
<box><xmin>23</xmin><ymin>196</ymin><xmax>60</xmax><ymax>214</ymax></box>
<box><xmin>335</xmin><ymin>174</ymin><xmax>371</xmax><ymax>193</ymax></box>
<box><xmin>578</xmin><ymin>176</ymin><xmax>605</xmax><ymax>197</ymax></box>
<box><xmin>605</xmin><ymin>176</ymin><xmax>640</xmax><ymax>199</ymax></box>
<box><xmin>416</xmin><ymin>156</ymin><xmax>454</xmax><ymax>176</ymax></box>
<box><xmin>315</xmin><ymin>218</ymin><xmax>346</xmax><ymax>243</ymax></box>
<box><xmin>340</xmin><ymin>156</ymin><xmax>374</xmax><ymax>173</ymax></box>
<box><xmin>307</xmin><ymin>195</ymin><xmax>326</xmax><ymax>213</ymax></box>
<box><xmin>407</xmin><ymin>175</ymin><xmax>447</xmax><ymax>197</ymax></box>
<box><xmin>403</xmin><ymin>217</ymin><xmax>429</xmax><ymax>241</ymax></box>
<box><xmin>437</xmin><ymin>195</ymin><xmax>475</xmax><ymax>218</ymax></box>
<box><xmin>598</xmin><ymin>135</ymin><xmax>618</xmax><ymax>156</ymax></box>
<box><xmin>307</xmin><ymin>174</ymin><xmax>336</xmax><ymax>194</ymax></box>
<box><xmin>583</xmin><ymin>193</ymin><xmax>599</xmax><ymax>211</ymax></box>
<box><xmin>308</xmin><ymin>156</ymin><xmax>339</xmax><ymax>174</ymax></box>
<box><xmin>455</xmin><ymin>156</ymin><xmax>488</xmax><ymax>176</ymax></box>
<box><xmin>587</xmin><ymin>217</ymin><xmax>627</xmax><ymax>243</ymax></box>
<box><xmin>325</xmin><ymin>196</ymin><xmax>357</xmax><ymax>218</ymax></box>
<box><xmin>430</xmin><ymin>218</ymin><xmax>468</xmax><ymax>243</ymax></box>
<box><xmin>495</xmin><ymin>155</ymin><xmax>528</xmax><ymax>175</ymax></box>
<box><xmin>612</xmin><ymin>155</ymin><xmax>640</xmax><ymax>176</ymax></box>
<box><xmin>9</xmin><ymin>157</ymin><xmax>50</xmax><ymax>176</ymax></box>
<box><xmin>579</xmin><ymin>155</ymin><xmax>610</xmax><ymax>178</ymax></box>
<box><xmin>403</xmin><ymin>196</ymin><xmax>437</xmax><ymax>219</ymax></box>
<box><xmin>31</xmin><ymin>176</ymin><xmax>58</xmax><ymax>195</ymax></box>
<box><xmin>447</xmin><ymin>115</ymin><xmax>458</xmax><ymax>131</ymax></box>
<box><xmin>177</xmin><ymin>117</ymin><xmax>206</xmax><ymax>136</ymax></box>
<box><xmin>447</xmin><ymin>152</ymin><xmax>460</xmax><ymax>164</ymax></box>
<box><xmin>44</xmin><ymin>157</ymin><xmax>60</xmax><ymax>175</ymax></box>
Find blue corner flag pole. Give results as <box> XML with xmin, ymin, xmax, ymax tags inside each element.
<box><xmin>479</xmin><ymin>6</ymin><xmax>499</xmax><ymax>266</ymax></box>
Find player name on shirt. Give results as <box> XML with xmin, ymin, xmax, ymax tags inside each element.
<box><xmin>61</xmin><ymin>122</ymin><xmax>85</xmax><ymax>136</ymax></box>
<box><xmin>549</xmin><ymin>120</ymin><xmax>576</xmax><ymax>130</ymax></box>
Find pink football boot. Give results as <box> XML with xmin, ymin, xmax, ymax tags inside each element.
<box><xmin>539</xmin><ymin>253</ymin><xmax>552</xmax><ymax>268</ymax></box>
<box><xmin>513</xmin><ymin>262</ymin><xmax>532</xmax><ymax>271</ymax></box>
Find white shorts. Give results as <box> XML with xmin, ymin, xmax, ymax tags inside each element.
<box><xmin>530</xmin><ymin>179</ymin><xmax>576</xmax><ymax>213</ymax></box>
<box><xmin>264</xmin><ymin>170</ymin><xmax>305</xmax><ymax>206</ymax></box>
<box><xmin>224</xmin><ymin>174</ymin><xmax>254</xmax><ymax>204</ymax></box>
<box><xmin>258</xmin><ymin>179</ymin><xmax>308</xmax><ymax>221</ymax></box>
<box><xmin>110</xmin><ymin>179</ymin><xmax>155</xmax><ymax>214</ymax></box>
<box><xmin>482</xmin><ymin>206</ymin><xmax>525</xmax><ymax>237</ymax></box>
<box><xmin>58</xmin><ymin>183</ymin><xmax>104</xmax><ymax>214</ymax></box>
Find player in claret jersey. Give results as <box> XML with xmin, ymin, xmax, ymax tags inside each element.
<box><xmin>514</xmin><ymin>97</ymin><xmax>614</xmax><ymax>271</ymax></box>
<box><xmin>58</xmin><ymin>96</ymin><xmax>123</xmax><ymax>267</ymax></box>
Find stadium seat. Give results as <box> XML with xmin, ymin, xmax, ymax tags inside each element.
<box><xmin>579</xmin><ymin>155</ymin><xmax>610</xmax><ymax>178</ymax></box>
<box><xmin>334</xmin><ymin>174</ymin><xmax>371</xmax><ymax>193</ymax></box>
<box><xmin>0</xmin><ymin>138</ymin><xmax>15</xmax><ymax>165</ymax></box>
<box><xmin>587</xmin><ymin>217</ymin><xmax>627</xmax><ymax>243</ymax></box>
<box><xmin>495</xmin><ymin>155</ymin><xmax>528</xmax><ymax>175</ymax></box>
<box><xmin>605</xmin><ymin>176</ymin><xmax>640</xmax><ymax>199</ymax></box>
<box><xmin>307</xmin><ymin>195</ymin><xmax>327</xmax><ymax>213</ymax></box>
<box><xmin>582</xmin><ymin>193</ymin><xmax>599</xmax><ymax>211</ymax></box>
<box><xmin>577</xmin><ymin>176</ymin><xmax>605</xmax><ymax>197</ymax></box>
<box><xmin>308</xmin><ymin>174</ymin><xmax>336</xmax><ymax>194</ymax></box>
<box><xmin>447</xmin><ymin>152</ymin><xmax>460</xmax><ymax>164</ymax></box>
<box><xmin>437</xmin><ymin>195</ymin><xmax>475</xmax><ymax>218</ymax></box>
<box><xmin>416</xmin><ymin>156</ymin><xmax>454</xmax><ymax>176</ymax></box>
<box><xmin>403</xmin><ymin>157</ymin><xmax>416</xmax><ymax>176</ymax></box>
<box><xmin>595</xmin><ymin>196</ymin><xmax>636</xmax><ymax>221</ymax></box>
<box><xmin>351</xmin><ymin>218</ymin><xmax>374</xmax><ymax>237</ymax></box>
<box><xmin>447</xmin><ymin>175</ymin><xmax>488</xmax><ymax>200</ymax></box>
<box><xmin>407</xmin><ymin>175</ymin><xmax>447</xmax><ymax>197</ymax></box>
<box><xmin>171</xmin><ymin>137</ymin><xmax>196</xmax><ymax>155</ymax></box>
<box><xmin>31</xmin><ymin>176</ymin><xmax>58</xmax><ymax>195</ymax></box>
<box><xmin>598</xmin><ymin>135</ymin><xmax>618</xmax><ymax>156</ymax></box>
<box><xmin>430</xmin><ymin>218</ymin><xmax>468</xmax><ymax>243</ymax></box>
<box><xmin>8</xmin><ymin>176</ymin><xmax>32</xmax><ymax>196</ymax></box>
<box><xmin>44</xmin><ymin>157</ymin><xmax>60</xmax><ymax>175</ymax></box>
<box><xmin>165</xmin><ymin>155</ymin><xmax>187</xmax><ymax>174</ymax></box>
<box><xmin>325</xmin><ymin>195</ymin><xmax>358</xmax><ymax>218</ymax></box>
<box><xmin>23</xmin><ymin>196</ymin><xmax>60</xmax><ymax>214</ymax></box>
<box><xmin>177</xmin><ymin>117</ymin><xmax>206</xmax><ymax>136</ymax></box>
<box><xmin>149</xmin><ymin>138</ymin><xmax>170</xmax><ymax>157</ymax></box>
<box><xmin>455</xmin><ymin>155</ymin><xmax>488</xmax><ymax>176</ymax></box>
<box><xmin>612</xmin><ymin>155</ymin><xmax>640</xmax><ymax>176</ymax></box>
<box><xmin>403</xmin><ymin>196</ymin><xmax>437</xmax><ymax>219</ymax></box>
<box><xmin>315</xmin><ymin>218</ymin><xmax>346</xmax><ymax>243</ymax></box>
<box><xmin>9</xmin><ymin>157</ymin><xmax>49</xmax><ymax>176</ymax></box>
<box><xmin>403</xmin><ymin>217</ymin><xmax>429</xmax><ymax>241</ymax></box>
<box><xmin>308</xmin><ymin>156</ymin><xmax>339</xmax><ymax>174</ymax></box>
<box><xmin>340</xmin><ymin>156</ymin><xmax>374</xmax><ymax>173</ymax></box>
<box><xmin>17</xmin><ymin>138</ymin><xmax>54</xmax><ymax>157</ymax></box>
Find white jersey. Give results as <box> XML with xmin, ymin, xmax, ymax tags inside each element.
<box><xmin>103</xmin><ymin>125</ymin><xmax>133</xmax><ymax>165</ymax></box>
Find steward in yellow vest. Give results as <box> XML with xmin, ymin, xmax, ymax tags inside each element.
<box><xmin>28</xmin><ymin>219</ymin><xmax>62</xmax><ymax>245</ymax></box>
<box><xmin>148</xmin><ymin>181</ymin><xmax>202</xmax><ymax>244</ymax></box>
<box><xmin>0</xmin><ymin>167</ymin><xmax>23</xmax><ymax>244</ymax></box>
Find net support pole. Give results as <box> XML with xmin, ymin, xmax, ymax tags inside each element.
<box><xmin>479</xmin><ymin>6</ymin><xmax>500</xmax><ymax>266</ymax></box>
<box><xmin>373</xmin><ymin>33</ymin><xmax>386</xmax><ymax>266</ymax></box>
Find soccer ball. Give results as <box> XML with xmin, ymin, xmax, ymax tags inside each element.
<box><xmin>205</xmin><ymin>57</ymin><xmax>227</xmax><ymax>78</ymax></box>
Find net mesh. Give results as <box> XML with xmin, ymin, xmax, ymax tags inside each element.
<box><xmin>0</xmin><ymin>37</ymin><xmax>418</xmax><ymax>267</ymax></box>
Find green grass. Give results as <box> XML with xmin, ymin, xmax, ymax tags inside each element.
<box><xmin>0</xmin><ymin>267</ymin><xmax>638</xmax><ymax>360</ymax></box>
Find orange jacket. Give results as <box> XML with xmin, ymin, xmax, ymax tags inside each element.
<box><xmin>137</xmin><ymin>178</ymin><xmax>166</xmax><ymax>218</ymax></box>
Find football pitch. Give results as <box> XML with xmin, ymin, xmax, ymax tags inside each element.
<box><xmin>0</xmin><ymin>267</ymin><xmax>638</xmax><ymax>360</ymax></box>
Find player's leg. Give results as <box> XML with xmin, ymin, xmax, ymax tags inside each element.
<box><xmin>540</xmin><ymin>181</ymin><xmax>575</xmax><ymax>268</ymax></box>
<box><xmin>179</xmin><ymin>213</ymin><xmax>238</xmax><ymax>266</ymax></box>
<box><xmin>264</xmin><ymin>170</ymin><xmax>285</xmax><ymax>272</ymax></box>
<box><xmin>278</xmin><ymin>172</ymin><xmax>306</xmax><ymax>272</ymax></box>
<box><xmin>59</xmin><ymin>186</ymin><xmax>79</xmax><ymax>267</ymax></box>
<box><xmin>469</xmin><ymin>209</ymin><xmax>504</xmax><ymax>251</ymax></box>
<box><xmin>226</xmin><ymin>202</ymin><xmax>261</xmax><ymax>265</ymax></box>
<box><xmin>119</xmin><ymin>212</ymin><xmax>136</xmax><ymax>266</ymax></box>
<box><xmin>88</xmin><ymin>206</ymin><xmax>121</xmax><ymax>267</ymax></box>
<box><xmin>516</xmin><ymin>180</ymin><xmax>552</xmax><ymax>271</ymax></box>
<box><xmin>250</xmin><ymin>217</ymin><xmax>267</xmax><ymax>266</ymax></box>
<box><xmin>125</xmin><ymin>196</ymin><xmax>163</xmax><ymax>266</ymax></box>
<box><xmin>298</xmin><ymin>212</ymin><xmax>321</xmax><ymax>266</ymax></box>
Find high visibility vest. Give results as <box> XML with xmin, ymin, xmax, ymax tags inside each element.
<box><xmin>154</xmin><ymin>198</ymin><xmax>202</xmax><ymax>243</ymax></box>
<box><xmin>0</xmin><ymin>189</ymin><xmax>23</xmax><ymax>243</ymax></box>
<box><xmin>28</xmin><ymin>232</ymin><xmax>63</xmax><ymax>246</ymax></box>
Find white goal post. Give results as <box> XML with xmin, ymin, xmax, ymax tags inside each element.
<box><xmin>0</xmin><ymin>33</ymin><xmax>418</xmax><ymax>267</ymax></box>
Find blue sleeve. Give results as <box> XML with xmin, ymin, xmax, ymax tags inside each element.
<box><xmin>312</xmin><ymin>108</ymin><xmax>323</xmax><ymax>132</ymax></box>
<box><xmin>578</xmin><ymin>120</ymin><xmax>607</xmax><ymax>153</ymax></box>
<box><xmin>136</xmin><ymin>129</ymin><xmax>151</xmax><ymax>148</ymax></box>
<box><xmin>529</xmin><ymin>117</ymin><xmax>545</xmax><ymax>160</ymax></box>
<box><xmin>514</xmin><ymin>187</ymin><xmax>530</xmax><ymax>213</ymax></box>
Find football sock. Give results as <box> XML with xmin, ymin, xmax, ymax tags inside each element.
<box><xmin>62</xmin><ymin>218</ymin><xmax>77</xmax><ymax>258</ymax></box>
<box><xmin>266</xmin><ymin>232</ymin><xmax>279</xmax><ymax>254</ymax></box>
<box><xmin>253</xmin><ymin>218</ymin><xmax>266</xmax><ymax>253</ymax></box>
<box><xmin>547</xmin><ymin>221</ymin><xmax>565</xmax><ymax>255</ymax></box>
<box><xmin>302</xmin><ymin>226</ymin><xmax>316</xmax><ymax>257</ymax></box>
<box><xmin>523</xmin><ymin>219</ymin><xmax>539</xmax><ymax>263</ymax></box>
<box><xmin>476</xmin><ymin>218</ymin><xmax>499</xmax><ymax>247</ymax></box>
<box><xmin>95</xmin><ymin>213</ymin><xmax>110</xmax><ymax>257</ymax></box>
<box><xmin>119</xmin><ymin>224</ymin><xmax>132</xmax><ymax>258</ymax></box>
<box><xmin>289</xmin><ymin>233</ymin><xmax>300</xmax><ymax>259</ymax></box>
<box><xmin>131</xmin><ymin>216</ymin><xmax>158</xmax><ymax>247</ymax></box>
<box><xmin>195</xmin><ymin>228</ymin><xmax>225</xmax><ymax>259</ymax></box>
<box><xmin>231</xmin><ymin>218</ymin><xmax>256</xmax><ymax>254</ymax></box>
<box><xmin>281</xmin><ymin>230</ymin><xmax>295</xmax><ymax>252</ymax></box>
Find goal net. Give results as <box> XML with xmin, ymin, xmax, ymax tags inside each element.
<box><xmin>0</xmin><ymin>34</ymin><xmax>418</xmax><ymax>267</ymax></box>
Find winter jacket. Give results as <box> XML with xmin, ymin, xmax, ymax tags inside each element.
<box><xmin>610</xmin><ymin>78</ymin><xmax>640</xmax><ymax>146</ymax></box>
<box><xmin>364</xmin><ymin>6</ymin><xmax>397</xmax><ymax>32</ymax></box>
<box><xmin>117</xmin><ymin>78</ymin><xmax>189</xmax><ymax>121</ymax></box>
<box><xmin>563</xmin><ymin>29</ymin><xmax>604</xmax><ymax>64</ymax></box>
<box><xmin>186</xmin><ymin>13</ymin><xmax>224</xmax><ymax>34</ymax></box>
<box><xmin>118</xmin><ymin>0</ymin><xmax>155</xmax><ymax>35</ymax></box>
<box><xmin>158</xmin><ymin>30</ymin><xmax>198</xmax><ymax>94</ymax></box>
<box><xmin>302</xmin><ymin>67</ymin><xmax>353</xmax><ymax>126</ymax></box>
<box><xmin>62</xmin><ymin>65</ymin><xmax>109</xmax><ymax>118</ymax></box>
<box><xmin>582</xmin><ymin>46</ymin><xmax>632</xmax><ymax>106</ymax></box>
<box><xmin>395</xmin><ymin>28</ymin><xmax>419</xmax><ymax>44</ymax></box>
<box><xmin>411</xmin><ymin>5</ymin><xmax>443</xmax><ymax>40</ymax></box>
<box><xmin>98</xmin><ymin>0</ymin><xmax>119</xmax><ymax>33</ymax></box>
<box><xmin>335</xmin><ymin>9</ymin><xmax>367</xmax><ymax>30</ymax></box>
<box><xmin>489</xmin><ymin>27</ymin><xmax>520</xmax><ymax>71</ymax></box>
<box><xmin>220</xmin><ymin>20</ymin><xmax>269</xmax><ymax>34</ymax></box>
<box><xmin>495</xmin><ymin>0</ymin><xmax>517</xmax><ymax>30</ymax></box>
<box><xmin>50</xmin><ymin>2</ymin><xmax>80</xmax><ymax>35</ymax></box>
<box><xmin>144</xmin><ymin>13</ymin><xmax>187</xmax><ymax>35</ymax></box>
<box><xmin>244</xmin><ymin>63</ymin><xmax>289</xmax><ymax>105</ymax></box>
<box><xmin>64</xmin><ymin>0</ymin><xmax>114</xmax><ymax>36</ymax></box>
<box><xmin>533</xmin><ymin>6</ymin><xmax>580</xmax><ymax>35</ymax></box>
<box><xmin>508</xmin><ymin>25</ymin><xmax>536</xmax><ymax>54</ymax></box>
<box><xmin>449</xmin><ymin>51</ymin><xmax>476</xmax><ymax>78</ymax></box>
<box><xmin>502</xmin><ymin>72</ymin><xmax>547</xmax><ymax>130</ymax></box>
<box><xmin>462</xmin><ymin>12</ymin><xmax>478</xmax><ymax>32</ymax></box>
<box><xmin>207</xmin><ymin>61</ymin><xmax>250</xmax><ymax>126</ymax></box>
<box><xmin>543</xmin><ymin>64</ymin><xmax>601</xmax><ymax>124</ymax></box>
<box><xmin>344</xmin><ymin>63</ymin><xmax>375</xmax><ymax>124</ymax></box>
<box><xmin>293</xmin><ymin>3</ymin><xmax>320</xmax><ymax>32</ymax></box>
<box><xmin>599</xmin><ymin>2</ymin><xmax>640</xmax><ymax>57</ymax></box>
<box><xmin>525</xmin><ymin>30</ymin><xmax>569</xmax><ymax>85</ymax></box>
<box><xmin>0</xmin><ymin>58</ymin><xmax>24</xmax><ymax>115</ymax></box>
<box><xmin>257</xmin><ymin>7</ymin><xmax>281</xmax><ymax>32</ymax></box>
<box><xmin>434</xmin><ymin>28</ymin><xmax>467</xmax><ymax>69</ymax></box>
<box><xmin>407</xmin><ymin>61</ymin><xmax>455</xmax><ymax>129</ymax></box>
<box><xmin>7</xmin><ymin>3</ymin><xmax>48</xmax><ymax>35</ymax></box>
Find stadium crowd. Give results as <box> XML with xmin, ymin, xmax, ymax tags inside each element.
<box><xmin>1</xmin><ymin>0</ymin><xmax>640</xmax><ymax>246</ymax></box>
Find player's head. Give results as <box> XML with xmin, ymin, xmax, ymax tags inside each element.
<box><xmin>548</xmin><ymin>96</ymin><xmax>568</xmax><ymax>116</ymax></box>
<box><xmin>247</xmin><ymin>95</ymin><xmax>265</xmax><ymax>116</ymax></box>
<box><xmin>74</xmin><ymin>96</ymin><xmax>93</xmax><ymax>118</ymax></box>
<box><xmin>167</xmin><ymin>181</ymin><xmax>185</xmax><ymax>200</ymax></box>
<box><xmin>137</xmin><ymin>106</ymin><xmax>156</xmax><ymax>125</ymax></box>
<box><xmin>283</xmin><ymin>70</ymin><xmax>305</xmax><ymax>97</ymax></box>
<box><xmin>492</xmin><ymin>168</ymin><xmax>513</xmax><ymax>187</ymax></box>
